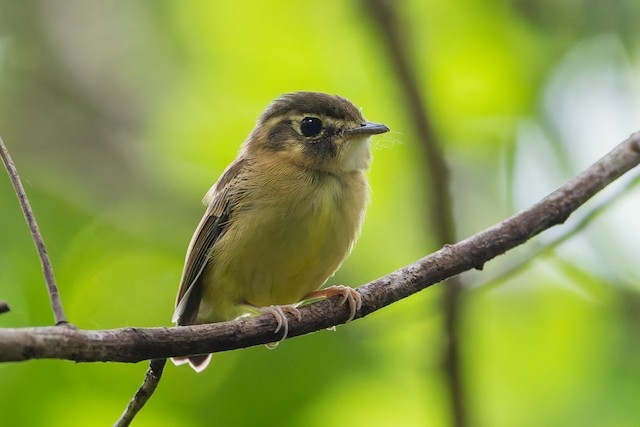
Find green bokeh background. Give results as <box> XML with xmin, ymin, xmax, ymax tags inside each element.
<box><xmin>1</xmin><ymin>1</ymin><xmax>640</xmax><ymax>426</ymax></box>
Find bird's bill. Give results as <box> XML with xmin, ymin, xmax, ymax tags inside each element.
<box><xmin>343</xmin><ymin>121</ymin><xmax>390</xmax><ymax>136</ymax></box>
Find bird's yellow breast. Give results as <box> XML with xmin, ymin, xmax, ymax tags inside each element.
<box><xmin>196</xmin><ymin>161</ymin><xmax>368</xmax><ymax>323</ymax></box>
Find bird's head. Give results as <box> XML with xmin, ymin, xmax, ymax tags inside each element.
<box><xmin>245</xmin><ymin>92</ymin><xmax>389</xmax><ymax>173</ymax></box>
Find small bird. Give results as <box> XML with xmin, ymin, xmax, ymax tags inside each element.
<box><xmin>171</xmin><ymin>91</ymin><xmax>389</xmax><ymax>372</ymax></box>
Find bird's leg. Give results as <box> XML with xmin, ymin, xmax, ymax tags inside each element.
<box><xmin>241</xmin><ymin>303</ymin><xmax>302</xmax><ymax>349</ymax></box>
<box><xmin>302</xmin><ymin>285</ymin><xmax>362</xmax><ymax>322</ymax></box>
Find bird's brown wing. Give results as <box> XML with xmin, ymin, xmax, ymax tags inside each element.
<box><xmin>172</xmin><ymin>157</ymin><xmax>248</xmax><ymax>325</ymax></box>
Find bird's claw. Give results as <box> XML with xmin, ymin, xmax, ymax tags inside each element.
<box><xmin>303</xmin><ymin>285</ymin><xmax>362</xmax><ymax>322</ymax></box>
<box><xmin>257</xmin><ymin>304</ymin><xmax>301</xmax><ymax>348</ymax></box>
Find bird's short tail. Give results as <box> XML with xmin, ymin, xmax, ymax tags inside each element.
<box><xmin>171</xmin><ymin>354</ymin><xmax>212</xmax><ymax>373</ymax></box>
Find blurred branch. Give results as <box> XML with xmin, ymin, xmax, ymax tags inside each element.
<box><xmin>114</xmin><ymin>359</ymin><xmax>167</xmax><ymax>427</ymax></box>
<box><xmin>365</xmin><ymin>0</ymin><xmax>454</xmax><ymax>237</ymax></box>
<box><xmin>0</xmin><ymin>131</ymin><xmax>638</xmax><ymax>363</ymax></box>
<box><xmin>0</xmin><ymin>301</ymin><xmax>10</xmax><ymax>315</ymax></box>
<box><xmin>364</xmin><ymin>1</ymin><xmax>466</xmax><ymax>425</ymax></box>
<box><xmin>0</xmin><ymin>136</ymin><xmax>68</xmax><ymax>325</ymax></box>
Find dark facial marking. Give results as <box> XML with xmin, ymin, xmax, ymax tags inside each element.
<box><xmin>267</xmin><ymin>120</ymin><xmax>295</xmax><ymax>152</ymax></box>
<box><xmin>302</xmin><ymin>127</ymin><xmax>338</xmax><ymax>163</ymax></box>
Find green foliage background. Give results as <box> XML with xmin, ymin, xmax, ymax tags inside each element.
<box><xmin>1</xmin><ymin>1</ymin><xmax>639</xmax><ymax>426</ymax></box>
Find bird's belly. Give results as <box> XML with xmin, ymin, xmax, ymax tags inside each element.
<box><xmin>201</xmin><ymin>188</ymin><xmax>360</xmax><ymax>320</ymax></box>
<box><xmin>238</xmin><ymin>206</ymin><xmax>349</xmax><ymax>302</ymax></box>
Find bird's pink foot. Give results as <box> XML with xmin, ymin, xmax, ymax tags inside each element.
<box><xmin>303</xmin><ymin>285</ymin><xmax>362</xmax><ymax>321</ymax></box>
<box><xmin>243</xmin><ymin>303</ymin><xmax>301</xmax><ymax>349</ymax></box>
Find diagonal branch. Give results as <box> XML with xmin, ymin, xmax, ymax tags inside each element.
<box><xmin>0</xmin><ymin>131</ymin><xmax>638</xmax><ymax>364</ymax></box>
<box><xmin>473</xmin><ymin>172</ymin><xmax>640</xmax><ymax>291</ymax></box>
<box><xmin>114</xmin><ymin>359</ymin><xmax>167</xmax><ymax>427</ymax></box>
<box><xmin>0</xmin><ymin>136</ymin><xmax>68</xmax><ymax>325</ymax></box>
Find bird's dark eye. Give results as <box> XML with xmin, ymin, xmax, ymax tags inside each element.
<box><xmin>300</xmin><ymin>117</ymin><xmax>323</xmax><ymax>137</ymax></box>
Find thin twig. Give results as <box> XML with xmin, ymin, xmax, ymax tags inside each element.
<box><xmin>365</xmin><ymin>1</ymin><xmax>467</xmax><ymax>425</ymax></box>
<box><xmin>0</xmin><ymin>131</ymin><xmax>638</xmax><ymax>364</ymax></box>
<box><xmin>0</xmin><ymin>136</ymin><xmax>68</xmax><ymax>325</ymax></box>
<box><xmin>472</xmin><ymin>172</ymin><xmax>640</xmax><ymax>292</ymax></box>
<box><xmin>0</xmin><ymin>301</ymin><xmax>10</xmax><ymax>315</ymax></box>
<box><xmin>114</xmin><ymin>359</ymin><xmax>167</xmax><ymax>427</ymax></box>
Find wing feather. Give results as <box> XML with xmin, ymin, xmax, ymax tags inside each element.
<box><xmin>172</xmin><ymin>157</ymin><xmax>248</xmax><ymax>324</ymax></box>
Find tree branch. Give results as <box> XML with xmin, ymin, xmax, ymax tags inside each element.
<box><xmin>0</xmin><ymin>136</ymin><xmax>68</xmax><ymax>325</ymax></box>
<box><xmin>473</xmin><ymin>172</ymin><xmax>640</xmax><ymax>292</ymax></box>
<box><xmin>1</xmin><ymin>131</ymin><xmax>638</xmax><ymax>364</ymax></box>
<box><xmin>114</xmin><ymin>359</ymin><xmax>167</xmax><ymax>427</ymax></box>
<box><xmin>363</xmin><ymin>1</ymin><xmax>466</xmax><ymax>425</ymax></box>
